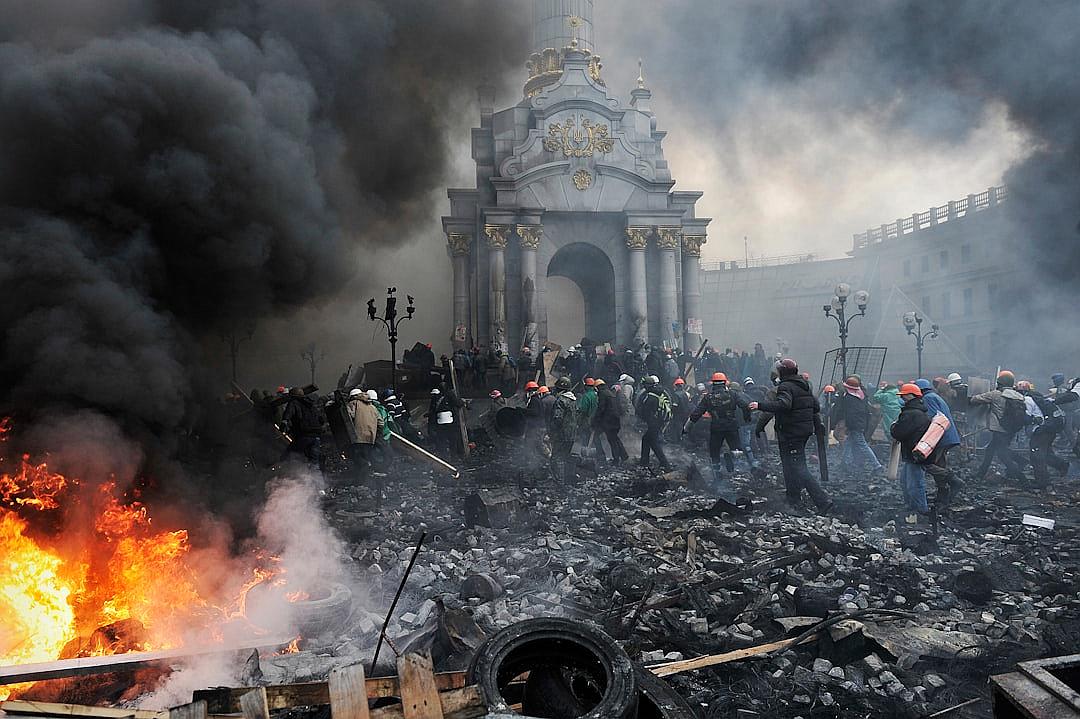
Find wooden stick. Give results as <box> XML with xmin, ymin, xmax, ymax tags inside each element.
<box><xmin>329</xmin><ymin>664</ymin><xmax>371</xmax><ymax>719</ymax></box>
<box><xmin>649</xmin><ymin>635</ymin><xmax>817</xmax><ymax>677</ymax></box>
<box><xmin>1</xmin><ymin>701</ymin><xmax>166</xmax><ymax>719</ymax></box>
<box><xmin>368</xmin><ymin>687</ymin><xmax>484</xmax><ymax>719</ymax></box>
<box><xmin>388</xmin><ymin>432</ymin><xmax>459</xmax><ymax>478</ymax></box>
<box><xmin>397</xmin><ymin>654</ymin><xmax>444</xmax><ymax>719</ymax></box>
<box><xmin>239</xmin><ymin>689</ymin><xmax>269</xmax><ymax>719</ymax></box>
<box><xmin>923</xmin><ymin>697</ymin><xmax>981</xmax><ymax>718</ymax></box>
<box><xmin>0</xmin><ymin>637</ymin><xmax>294</xmax><ymax>687</ymax></box>
<box><xmin>446</xmin><ymin>360</ymin><xmax>470</xmax><ymax>458</ymax></box>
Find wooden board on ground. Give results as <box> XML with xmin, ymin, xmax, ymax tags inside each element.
<box><xmin>239</xmin><ymin>689</ymin><xmax>269</xmax><ymax>719</ymax></box>
<box><xmin>192</xmin><ymin>673</ymin><xmax>468</xmax><ymax>713</ymax></box>
<box><xmin>541</xmin><ymin>342</ymin><xmax>561</xmax><ymax>381</ymax></box>
<box><xmin>648</xmin><ymin>635</ymin><xmax>817</xmax><ymax>677</ymax></box>
<box><xmin>1</xmin><ymin>701</ymin><xmax>168</xmax><ymax>719</ymax></box>
<box><xmin>369</xmin><ymin>688</ymin><xmax>484</xmax><ymax>719</ymax></box>
<box><xmin>0</xmin><ymin>637</ymin><xmax>293</xmax><ymax>687</ymax></box>
<box><xmin>329</xmin><ymin>664</ymin><xmax>370</xmax><ymax>719</ymax></box>
<box><xmin>167</xmin><ymin>701</ymin><xmax>207</xmax><ymax>719</ymax></box>
<box><xmin>397</xmin><ymin>654</ymin><xmax>444</xmax><ymax>719</ymax></box>
<box><xmin>388</xmin><ymin>431</ymin><xmax>459</xmax><ymax>479</ymax></box>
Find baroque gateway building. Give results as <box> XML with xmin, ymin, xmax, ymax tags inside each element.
<box><xmin>442</xmin><ymin>1</ymin><xmax>709</xmax><ymax>354</ymax></box>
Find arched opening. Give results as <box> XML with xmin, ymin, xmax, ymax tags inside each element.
<box><xmin>546</xmin><ymin>242</ymin><xmax>616</xmax><ymax>346</ymax></box>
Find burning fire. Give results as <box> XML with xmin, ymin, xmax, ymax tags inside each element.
<box><xmin>0</xmin><ymin>422</ymin><xmax>301</xmax><ymax>701</ymax></box>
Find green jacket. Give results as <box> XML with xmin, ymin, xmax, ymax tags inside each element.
<box><xmin>373</xmin><ymin>401</ymin><xmax>399</xmax><ymax>441</ymax></box>
<box><xmin>577</xmin><ymin>388</ymin><xmax>598</xmax><ymax>420</ymax></box>
<box><xmin>871</xmin><ymin>387</ymin><xmax>902</xmax><ymax>428</ymax></box>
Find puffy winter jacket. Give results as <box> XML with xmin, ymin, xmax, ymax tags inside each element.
<box><xmin>835</xmin><ymin>392</ymin><xmax>872</xmax><ymax>433</ymax></box>
<box><xmin>757</xmin><ymin>376</ymin><xmax>820</xmax><ymax>442</ymax></box>
<box><xmin>891</xmin><ymin>396</ymin><xmax>936</xmax><ymax>463</ymax></box>
<box><xmin>920</xmin><ymin>389</ymin><xmax>960</xmax><ymax>449</ymax></box>
<box><xmin>592</xmin><ymin>386</ymin><xmax>622</xmax><ymax>431</ymax></box>
<box><xmin>969</xmin><ymin>387</ymin><xmax>1026</xmax><ymax>433</ymax></box>
<box><xmin>689</xmin><ymin>386</ymin><xmax>750</xmax><ymax>432</ymax></box>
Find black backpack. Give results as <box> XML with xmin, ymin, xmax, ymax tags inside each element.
<box><xmin>998</xmin><ymin>394</ymin><xmax>1028</xmax><ymax>433</ymax></box>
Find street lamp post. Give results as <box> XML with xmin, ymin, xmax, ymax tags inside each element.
<box><xmin>368</xmin><ymin>287</ymin><xmax>415</xmax><ymax>392</ymax></box>
<box><xmin>823</xmin><ymin>283</ymin><xmax>870</xmax><ymax>380</ymax></box>
<box><xmin>903</xmin><ymin>311</ymin><xmax>938</xmax><ymax>379</ymax></box>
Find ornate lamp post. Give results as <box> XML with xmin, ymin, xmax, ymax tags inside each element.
<box><xmin>903</xmin><ymin>311</ymin><xmax>938</xmax><ymax>379</ymax></box>
<box><xmin>367</xmin><ymin>287</ymin><xmax>415</xmax><ymax>392</ymax></box>
<box><xmin>823</xmin><ymin>283</ymin><xmax>870</xmax><ymax>379</ymax></box>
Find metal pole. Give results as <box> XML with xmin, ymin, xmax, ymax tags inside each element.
<box><xmin>370</xmin><ymin>531</ymin><xmax>426</xmax><ymax>675</ymax></box>
<box><xmin>839</xmin><ymin>303</ymin><xmax>848</xmax><ymax>379</ymax></box>
<box><xmin>915</xmin><ymin>317</ymin><xmax>923</xmax><ymax>379</ymax></box>
<box><xmin>390</xmin><ymin>331</ymin><xmax>397</xmax><ymax>393</ymax></box>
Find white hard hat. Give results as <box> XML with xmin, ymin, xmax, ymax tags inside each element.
<box><xmin>366</xmin><ymin>390</ymin><xmax>378</xmax><ymax>401</ymax></box>
<box><xmin>430</xmin><ymin>388</ymin><xmax>441</xmax><ymax>395</ymax></box>
<box><xmin>744</xmin><ymin>377</ymin><xmax>755</xmax><ymax>385</ymax></box>
<box><xmin>349</xmin><ymin>388</ymin><xmax>364</xmax><ymax>397</ymax></box>
<box><xmin>947</xmin><ymin>372</ymin><xmax>962</xmax><ymax>383</ymax></box>
<box><xmin>649</xmin><ymin>375</ymin><xmax>660</xmax><ymax>384</ymax></box>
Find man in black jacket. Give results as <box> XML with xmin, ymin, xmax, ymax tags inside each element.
<box><xmin>684</xmin><ymin>372</ymin><xmax>751</xmax><ymax>498</ymax></box>
<box><xmin>1017</xmin><ymin>380</ymin><xmax>1070</xmax><ymax>486</ymax></box>
<box><xmin>636</xmin><ymin>376</ymin><xmax>673</xmax><ymax>471</ymax></box>
<box><xmin>751</xmin><ymin>359</ymin><xmax>832</xmax><ymax>512</ymax></box>
<box><xmin>891</xmin><ymin>383</ymin><xmax>956</xmax><ymax>521</ymax></box>
<box><xmin>280</xmin><ymin>387</ymin><xmax>324</xmax><ymax>469</ymax></box>
<box><xmin>592</xmin><ymin>379</ymin><xmax>629</xmax><ymax>465</ymax></box>
<box><xmin>834</xmin><ymin>377</ymin><xmax>884</xmax><ymax>478</ymax></box>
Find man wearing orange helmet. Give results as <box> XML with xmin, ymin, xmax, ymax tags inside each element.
<box><xmin>684</xmin><ymin>372</ymin><xmax>752</xmax><ymax>499</ymax></box>
<box><xmin>669</xmin><ymin>377</ymin><xmax>692</xmax><ymax>442</ymax></box>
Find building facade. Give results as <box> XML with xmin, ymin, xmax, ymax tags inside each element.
<box><xmin>442</xmin><ymin>0</ymin><xmax>709</xmax><ymax>354</ymax></box>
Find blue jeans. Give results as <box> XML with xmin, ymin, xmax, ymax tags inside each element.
<box><xmin>738</xmin><ymin>425</ymin><xmax>760</xmax><ymax>469</ymax></box>
<box><xmin>842</xmin><ymin>431</ymin><xmax>883</xmax><ymax>474</ymax></box>
<box><xmin>900</xmin><ymin>461</ymin><xmax>929</xmax><ymax>513</ymax></box>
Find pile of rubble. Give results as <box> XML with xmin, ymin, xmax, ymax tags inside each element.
<box><xmin>307</xmin><ymin>437</ymin><xmax>1080</xmax><ymax>718</ymax></box>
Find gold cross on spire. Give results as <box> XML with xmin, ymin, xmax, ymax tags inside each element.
<box><xmin>568</xmin><ymin>15</ymin><xmax>583</xmax><ymax>49</ymax></box>
<box><xmin>637</xmin><ymin>57</ymin><xmax>646</xmax><ymax>89</ymax></box>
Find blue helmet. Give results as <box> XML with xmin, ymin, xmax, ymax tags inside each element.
<box><xmin>1052</xmin><ymin>373</ymin><xmax>1066</xmax><ymax>386</ymax></box>
<box><xmin>915</xmin><ymin>378</ymin><xmax>933</xmax><ymax>391</ymax></box>
<box><xmin>383</xmin><ymin>388</ymin><xmax>396</xmax><ymax>399</ymax></box>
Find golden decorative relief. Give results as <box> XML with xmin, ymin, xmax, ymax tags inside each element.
<box><xmin>682</xmin><ymin>234</ymin><xmax>707</xmax><ymax>257</ymax></box>
<box><xmin>515</xmin><ymin>224</ymin><xmax>543</xmax><ymax>249</ymax></box>
<box><xmin>656</xmin><ymin>227</ymin><xmax>682</xmax><ymax>250</ymax></box>
<box><xmin>543</xmin><ymin>115</ymin><xmax>615</xmax><ymax>157</ymax></box>
<box><xmin>572</xmin><ymin>169</ymin><xmax>592</xmax><ymax>191</ymax></box>
<box><xmin>625</xmin><ymin>226</ymin><xmax>650</xmax><ymax>250</ymax></box>
<box><xmin>447</xmin><ymin>232</ymin><xmax>472</xmax><ymax>256</ymax></box>
<box><xmin>483</xmin><ymin>224</ymin><xmax>510</xmax><ymax>250</ymax></box>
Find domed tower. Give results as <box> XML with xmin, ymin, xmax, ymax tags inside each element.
<box><xmin>524</xmin><ymin>0</ymin><xmax>604</xmax><ymax>98</ymax></box>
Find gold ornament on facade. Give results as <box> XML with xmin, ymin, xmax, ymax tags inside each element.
<box><xmin>447</xmin><ymin>232</ymin><xmax>472</xmax><ymax>256</ymax></box>
<box><xmin>483</xmin><ymin>224</ymin><xmax>510</xmax><ymax>250</ymax></box>
<box><xmin>682</xmin><ymin>234</ymin><xmax>706</xmax><ymax>257</ymax></box>
<box><xmin>515</xmin><ymin>224</ymin><xmax>543</xmax><ymax>250</ymax></box>
<box><xmin>543</xmin><ymin>115</ymin><xmax>615</xmax><ymax>157</ymax></box>
<box><xmin>572</xmin><ymin>169</ymin><xmax>592</xmax><ymax>191</ymax></box>
<box><xmin>656</xmin><ymin>227</ymin><xmax>682</xmax><ymax>250</ymax></box>
<box><xmin>625</xmin><ymin>226</ymin><xmax>650</xmax><ymax>250</ymax></box>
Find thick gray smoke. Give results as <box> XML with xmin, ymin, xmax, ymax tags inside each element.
<box><xmin>600</xmin><ymin>0</ymin><xmax>1080</xmax><ymax>372</ymax></box>
<box><xmin>0</xmin><ymin>0</ymin><xmax>525</xmax><ymax>432</ymax></box>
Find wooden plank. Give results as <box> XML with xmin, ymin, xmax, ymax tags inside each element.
<box><xmin>396</xmin><ymin>654</ymin><xmax>444</xmax><ymax>719</ymax></box>
<box><xmin>191</xmin><ymin>673</ymin><xmax>467</xmax><ymax>713</ymax></box>
<box><xmin>239</xmin><ymin>689</ymin><xmax>269</xmax><ymax>719</ymax></box>
<box><xmin>167</xmin><ymin>701</ymin><xmax>207</xmax><ymax>719</ymax></box>
<box><xmin>649</xmin><ymin>635</ymin><xmax>817</xmax><ymax>677</ymax></box>
<box><xmin>1</xmin><ymin>701</ymin><xmax>166</xmax><ymax>719</ymax></box>
<box><xmin>0</xmin><ymin>638</ymin><xmax>293</xmax><ymax>687</ymax></box>
<box><xmin>329</xmin><ymin>664</ymin><xmax>371</xmax><ymax>719</ymax></box>
<box><xmin>991</xmin><ymin>671</ymin><xmax>1079</xmax><ymax>719</ymax></box>
<box><xmin>368</xmin><ymin>687</ymin><xmax>484</xmax><ymax>719</ymax></box>
<box><xmin>388</xmin><ymin>432</ymin><xmax>459</xmax><ymax>479</ymax></box>
<box><xmin>446</xmin><ymin>360</ymin><xmax>470</xmax><ymax>459</ymax></box>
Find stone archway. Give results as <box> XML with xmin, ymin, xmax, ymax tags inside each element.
<box><xmin>546</xmin><ymin>242</ymin><xmax>616</xmax><ymax>345</ymax></box>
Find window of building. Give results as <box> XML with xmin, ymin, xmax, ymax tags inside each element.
<box><xmin>963</xmin><ymin>287</ymin><xmax>973</xmax><ymax>316</ymax></box>
<box><xmin>903</xmin><ymin>259</ymin><xmax>911</xmax><ymax>278</ymax></box>
<box><xmin>961</xmin><ymin>244</ymin><xmax>971</xmax><ymax>263</ymax></box>
<box><xmin>966</xmin><ymin>334</ymin><xmax>977</xmax><ymax>360</ymax></box>
<box><xmin>942</xmin><ymin>291</ymin><xmax>951</xmax><ymax>319</ymax></box>
<box><xmin>921</xmin><ymin>255</ymin><xmax>930</xmax><ymax>273</ymax></box>
<box><xmin>940</xmin><ymin>250</ymin><xmax>949</xmax><ymax>269</ymax></box>
<box><xmin>921</xmin><ymin>296</ymin><xmax>931</xmax><ymax>316</ymax></box>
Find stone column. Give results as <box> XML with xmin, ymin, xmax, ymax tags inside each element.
<box><xmin>681</xmin><ymin>234</ymin><xmax>706</xmax><ymax>352</ymax></box>
<box><xmin>625</xmin><ymin>227</ymin><xmax>651</xmax><ymax>347</ymax></box>
<box><xmin>656</xmin><ymin>227</ymin><xmax>681</xmax><ymax>349</ymax></box>
<box><xmin>516</xmin><ymin>224</ymin><xmax>542</xmax><ymax>353</ymax></box>
<box><xmin>447</xmin><ymin>232</ymin><xmax>472</xmax><ymax>349</ymax></box>
<box><xmin>484</xmin><ymin>224</ymin><xmax>510</xmax><ymax>353</ymax></box>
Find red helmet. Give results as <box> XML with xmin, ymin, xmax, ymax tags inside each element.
<box><xmin>776</xmin><ymin>358</ymin><xmax>798</xmax><ymax>376</ymax></box>
<box><xmin>899</xmin><ymin>383</ymin><xmax>923</xmax><ymax>397</ymax></box>
<box><xmin>584</xmin><ymin>377</ymin><xmax>596</xmax><ymax>386</ymax></box>
<box><xmin>711</xmin><ymin>372</ymin><xmax>728</xmax><ymax>383</ymax></box>
<box><xmin>823</xmin><ymin>385</ymin><xmax>836</xmax><ymax>393</ymax></box>
<box><xmin>524</xmin><ymin>380</ymin><xmax>539</xmax><ymax>390</ymax></box>
<box><xmin>538</xmin><ymin>385</ymin><xmax>550</xmax><ymax>395</ymax></box>
<box><xmin>673</xmin><ymin>377</ymin><xmax>685</xmax><ymax>386</ymax></box>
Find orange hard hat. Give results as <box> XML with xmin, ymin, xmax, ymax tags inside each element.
<box><xmin>711</xmin><ymin>372</ymin><xmax>727</xmax><ymax>383</ymax></box>
<box><xmin>824</xmin><ymin>385</ymin><xmax>835</xmax><ymax>393</ymax></box>
<box><xmin>525</xmin><ymin>380</ymin><xmax>539</xmax><ymax>390</ymax></box>
<box><xmin>584</xmin><ymin>377</ymin><xmax>596</xmax><ymax>386</ymax></box>
<box><xmin>538</xmin><ymin>385</ymin><xmax>550</xmax><ymax>394</ymax></box>
<box><xmin>899</xmin><ymin>383</ymin><xmax>923</xmax><ymax>397</ymax></box>
<box><xmin>673</xmin><ymin>377</ymin><xmax>685</xmax><ymax>386</ymax></box>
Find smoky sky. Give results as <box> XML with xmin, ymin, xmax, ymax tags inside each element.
<box><xmin>0</xmin><ymin>1</ymin><xmax>525</xmax><ymax>431</ymax></box>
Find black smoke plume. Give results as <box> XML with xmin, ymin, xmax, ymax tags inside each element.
<box><xmin>0</xmin><ymin>1</ymin><xmax>525</xmax><ymax>438</ymax></box>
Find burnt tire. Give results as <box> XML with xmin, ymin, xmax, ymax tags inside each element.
<box><xmin>467</xmin><ymin>617</ymin><xmax>637</xmax><ymax>718</ymax></box>
<box><xmin>633</xmin><ymin>666</ymin><xmax>700</xmax><ymax>719</ymax></box>
<box><xmin>288</xmin><ymin>582</ymin><xmax>353</xmax><ymax>637</ymax></box>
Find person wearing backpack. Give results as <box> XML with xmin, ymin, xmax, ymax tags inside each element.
<box><xmin>1016</xmin><ymin>380</ymin><xmax>1070</xmax><ymax>485</ymax></box>
<box><xmin>636</xmin><ymin>375</ymin><xmax>673</xmax><ymax>471</ymax></box>
<box><xmin>548</xmin><ymin>376</ymin><xmax>580</xmax><ymax>481</ymax></box>
<box><xmin>683</xmin><ymin>372</ymin><xmax>752</xmax><ymax>497</ymax></box>
<box><xmin>280</xmin><ymin>387</ymin><xmax>324</xmax><ymax>469</ymax></box>
<box><xmin>970</xmin><ymin>370</ymin><xmax>1027</xmax><ymax>481</ymax></box>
